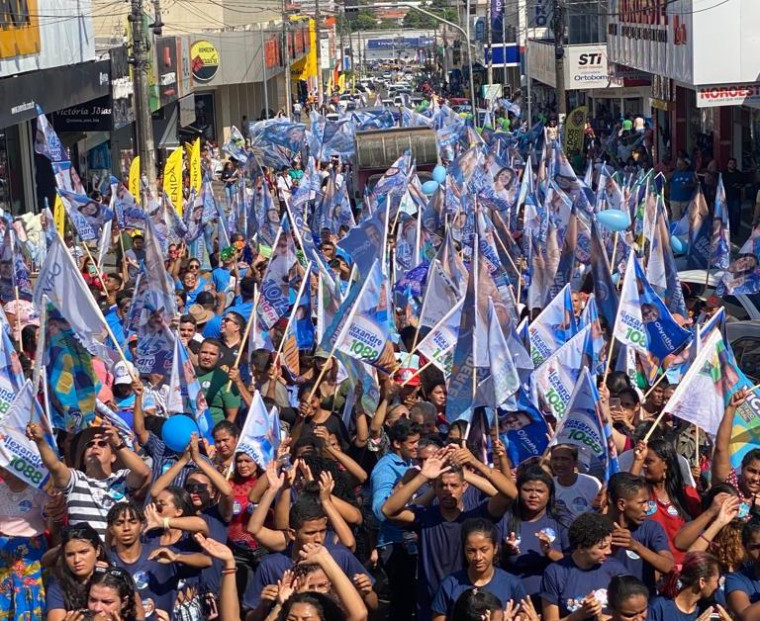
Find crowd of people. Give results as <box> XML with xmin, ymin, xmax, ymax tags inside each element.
<box><xmin>0</xmin><ymin>92</ymin><xmax>759</xmax><ymax>621</ymax></box>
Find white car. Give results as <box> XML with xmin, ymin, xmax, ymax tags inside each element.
<box><xmin>726</xmin><ymin>321</ymin><xmax>760</xmax><ymax>382</ymax></box>
<box><xmin>678</xmin><ymin>269</ymin><xmax>760</xmax><ymax>321</ymax></box>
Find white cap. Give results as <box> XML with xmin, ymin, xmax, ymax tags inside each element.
<box><xmin>113</xmin><ymin>360</ymin><xmax>137</xmax><ymax>386</ymax></box>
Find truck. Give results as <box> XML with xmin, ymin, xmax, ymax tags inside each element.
<box><xmin>353</xmin><ymin>125</ymin><xmax>438</xmax><ymax>199</ymax></box>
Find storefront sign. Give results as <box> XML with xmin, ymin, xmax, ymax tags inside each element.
<box><xmin>265</xmin><ymin>35</ymin><xmax>281</xmax><ymax>70</ymax></box>
<box><xmin>0</xmin><ymin>58</ymin><xmax>110</xmax><ymax>128</ymax></box>
<box><xmin>52</xmin><ymin>96</ymin><xmax>112</xmax><ymax>132</ymax></box>
<box><xmin>0</xmin><ymin>0</ymin><xmax>40</xmax><ymax>57</ymax></box>
<box><xmin>697</xmin><ymin>83</ymin><xmax>760</xmax><ymax>108</ymax></box>
<box><xmin>528</xmin><ymin>42</ymin><xmax>623</xmax><ymax>91</ymax></box>
<box><xmin>527</xmin><ymin>40</ymin><xmax>556</xmax><ymax>88</ymax></box>
<box><xmin>190</xmin><ymin>40</ymin><xmax>219</xmax><ymax>82</ymax></box>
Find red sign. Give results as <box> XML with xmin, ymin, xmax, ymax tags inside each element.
<box><xmin>265</xmin><ymin>36</ymin><xmax>281</xmax><ymax>69</ymax></box>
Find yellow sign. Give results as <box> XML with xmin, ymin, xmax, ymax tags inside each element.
<box><xmin>164</xmin><ymin>146</ymin><xmax>184</xmax><ymax>216</ymax></box>
<box><xmin>190</xmin><ymin>40</ymin><xmax>219</xmax><ymax>82</ymax></box>
<box><xmin>53</xmin><ymin>194</ymin><xmax>65</xmax><ymax>235</ymax></box>
<box><xmin>129</xmin><ymin>156</ymin><xmax>140</xmax><ymax>203</ymax></box>
<box><xmin>0</xmin><ymin>0</ymin><xmax>40</xmax><ymax>58</ymax></box>
<box><xmin>189</xmin><ymin>138</ymin><xmax>202</xmax><ymax>196</ymax></box>
<box><xmin>564</xmin><ymin>106</ymin><xmax>587</xmax><ymax>155</ymax></box>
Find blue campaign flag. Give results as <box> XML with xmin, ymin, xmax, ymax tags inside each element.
<box><xmin>686</xmin><ymin>186</ymin><xmax>711</xmax><ymax>270</ymax></box>
<box><xmin>250</xmin><ymin>119</ymin><xmax>307</xmax><ymax>169</ymax></box>
<box><xmin>236</xmin><ymin>390</ymin><xmax>280</xmax><ymax>469</ymax></box>
<box><xmin>552</xmin><ymin>367</ymin><xmax>619</xmax><ymax>482</ymax></box>
<box><xmin>549</xmin><ymin>205</ymin><xmax>578</xmax><ymax>300</ymax></box>
<box><xmin>589</xmin><ymin>220</ymin><xmax>619</xmax><ymax>330</ymax></box>
<box><xmin>655</xmin><ymin>202</ymin><xmax>688</xmax><ymax>317</ymax></box>
<box><xmin>167</xmin><ymin>338</ymin><xmax>215</xmax><ymax>442</ymax></box>
<box><xmin>716</xmin><ymin>223</ymin><xmax>760</xmax><ymax>295</ymax></box>
<box><xmin>337</xmin><ymin>210</ymin><xmax>386</xmax><ymax>279</ymax></box>
<box><xmin>529</xmin><ymin>284</ymin><xmax>577</xmax><ymax>367</ymax></box>
<box><xmin>223</xmin><ymin>125</ymin><xmax>248</xmax><ymax>163</ymax></box>
<box><xmin>370</xmin><ymin>152</ymin><xmax>413</xmax><ymax>202</ymax></box>
<box><xmin>0</xmin><ymin>227</ymin><xmax>33</xmax><ymax>302</ymax></box>
<box><xmin>309</xmin><ymin>115</ymin><xmax>355</xmax><ymax>160</ymax></box>
<box><xmin>710</xmin><ymin>174</ymin><xmax>730</xmax><ymax>271</ymax></box>
<box><xmin>351</xmin><ymin>108</ymin><xmax>396</xmax><ymax>130</ymax></box>
<box><xmin>498</xmin><ymin>389</ymin><xmax>550</xmax><ymax>467</ymax></box>
<box><xmin>58</xmin><ymin>189</ymin><xmax>113</xmax><ymax>242</ymax></box>
<box><xmin>112</xmin><ymin>182</ymin><xmax>146</xmax><ymax>233</ymax></box>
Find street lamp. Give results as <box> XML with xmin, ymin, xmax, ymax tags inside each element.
<box><xmin>372</xmin><ymin>1</ymin><xmax>477</xmax><ymax>118</ymax></box>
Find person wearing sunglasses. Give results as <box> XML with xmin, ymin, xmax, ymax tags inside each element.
<box><xmin>26</xmin><ymin>422</ymin><xmax>151</xmax><ymax>540</ymax></box>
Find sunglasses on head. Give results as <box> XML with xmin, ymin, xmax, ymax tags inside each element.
<box><xmin>85</xmin><ymin>439</ymin><xmax>108</xmax><ymax>449</ymax></box>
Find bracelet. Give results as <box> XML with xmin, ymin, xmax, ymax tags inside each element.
<box><xmin>699</xmin><ymin>533</ymin><xmax>712</xmax><ymax>544</ymax></box>
<box><xmin>221</xmin><ymin>567</ymin><xmax>236</xmax><ymax>575</ymax></box>
<box><xmin>113</xmin><ymin>442</ymin><xmax>127</xmax><ymax>451</ymax></box>
<box><xmin>163</xmin><ymin>517</ymin><xmax>170</xmax><ymax>530</ymax></box>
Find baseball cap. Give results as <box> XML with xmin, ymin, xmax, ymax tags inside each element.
<box><xmin>114</xmin><ymin>360</ymin><xmax>136</xmax><ymax>386</ymax></box>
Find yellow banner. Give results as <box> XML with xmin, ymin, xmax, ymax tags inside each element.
<box><xmin>164</xmin><ymin>146</ymin><xmax>184</xmax><ymax>215</ymax></box>
<box><xmin>189</xmin><ymin>138</ymin><xmax>202</xmax><ymax>196</ymax></box>
<box><xmin>564</xmin><ymin>106</ymin><xmax>587</xmax><ymax>156</ymax></box>
<box><xmin>129</xmin><ymin>156</ymin><xmax>140</xmax><ymax>204</ymax></box>
<box><xmin>53</xmin><ymin>194</ymin><xmax>66</xmax><ymax>235</ymax></box>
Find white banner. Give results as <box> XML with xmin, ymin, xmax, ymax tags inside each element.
<box><xmin>697</xmin><ymin>84</ymin><xmax>760</xmax><ymax>108</ymax></box>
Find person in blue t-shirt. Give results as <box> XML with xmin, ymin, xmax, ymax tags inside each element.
<box><xmin>432</xmin><ymin>518</ymin><xmax>528</xmax><ymax>620</ymax></box>
<box><xmin>540</xmin><ymin>511</ymin><xmax>630</xmax><ymax>621</ymax></box>
<box><xmin>608</xmin><ymin>575</ymin><xmax>649</xmax><ymax>621</ymax></box>
<box><xmin>726</xmin><ymin>520</ymin><xmax>760</xmax><ymax>620</ymax></box>
<box><xmin>381</xmin><ymin>444</ymin><xmax>518</xmax><ymax>621</ymax></box>
<box><xmin>649</xmin><ymin>551</ymin><xmax>730</xmax><ymax>621</ymax></box>
<box><xmin>106</xmin><ymin>501</ymin><xmax>176</xmax><ymax>618</ymax></box>
<box><xmin>607</xmin><ymin>472</ymin><xmax>674</xmax><ymax>592</ymax></box>
<box><xmin>498</xmin><ymin>467</ymin><xmax>571</xmax><ymax>604</ymax></box>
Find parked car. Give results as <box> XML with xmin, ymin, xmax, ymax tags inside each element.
<box><xmin>726</xmin><ymin>321</ymin><xmax>760</xmax><ymax>382</ymax></box>
<box><xmin>678</xmin><ymin>269</ymin><xmax>760</xmax><ymax>321</ymax></box>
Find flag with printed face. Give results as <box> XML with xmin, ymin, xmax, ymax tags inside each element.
<box><xmin>579</xmin><ymin>295</ymin><xmax>606</xmax><ymax>375</ymax></box>
<box><xmin>589</xmin><ymin>220</ymin><xmax>619</xmax><ymax>330</ymax></box>
<box><xmin>499</xmin><ymin>390</ymin><xmax>550</xmax><ymax>467</ymax></box>
<box><xmin>418</xmin><ymin>229</ymin><xmax>468</xmax><ymax>330</ymax></box>
<box><xmin>236</xmin><ymin>390</ymin><xmax>281</xmax><ymax>469</ymax></box>
<box><xmin>710</xmin><ymin>174</ymin><xmax>731</xmax><ymax>271</ymax></box>
<box><xmin>0</xmin><ymin>227</ymin><xmax>33</xmax><ymax>303</ymax></box>
<box><xmin>531</xmin><ymin>324</ymin><xmax>592</xmax><ymax>421</ymax></box>
<box><xmin>337</xmin><ymin>209</ymin><xmax>387</xmax><ymax>279</ymax></box>
<box><xmin>529</xmin><ymin>284</ymin><xmax>577</xmax><ymax>368</ymax></box>
<box><xmin>551</xmin><ymin>367</ymin><xmax>618</xmax><ymax>481</ymax></box>
<box><xmin>258</xmin><ymin>219</ymin><xmax>298</xmax><ymax>331</ymax></box>
<box><xmin>417</xmin><ymin>298</ymin><xmax>464</xmax><ymax>377</ymax></box>
<box><xmin>167</xmin><ymin>338</ymin><xmax>214</xmax><ymax>442</ymax></box>
<box><xmin>33</xmin><ymin>233</ymin><xmax>116</xmax><ymax>365</ymax></box>
<box><xmin>58</xmin><ymin>190</ymin><xmax>113</xmax><ymax>242</ymax></box>
<box><xmin>663</xmin><ymin>329</ymin><xmax>735</xmax><ymax>436</ymax></box>
<box><xmin>321</xmin><ymin>259</ymin><xmax>396</xmax><ymax>374</ymax></box>
<box><xmin>127</xmin><ymin>219</ymin><xmax>177</xmax><ymax>378</ymax></box>
<box><xmin>686</xmin><ymin>185</ymin><xmax>711</xmax><ymax>270</ymax></box>
<box><xmin>0</xmin><ymin>380</ymin><xmax>55</xmax><ymax>489</ymax></box>
<box><xmin>476</xmin><ymin>297</ymin><xmax>521</xmax><ymax>407</ymax></box>
<box><xmin>111</xmin><ymin>182</ymin><xmax>146</xmax><ymax>232</ymax></box>
<box><xmin>0</xmin><ymin>319</ymin><xmax>26</xmax><ymax>418</ymax></box>
<box><xmin>655</xmin><ymin>205</ymin><xmax>687</xmax><ymax>317</ymax></box>
<box><xmin>34</xmin><ymin>107</ymin><xmax>86</xmax><ymax>195</ymax></box>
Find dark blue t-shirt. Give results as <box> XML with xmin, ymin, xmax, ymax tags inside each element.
<box><xmin>111</xmin><ymin>541</ymin><xmax>177</xmax><ymax>616</ymax></box>
<box><xmin>498</xmin><ymin>509</ymin><xmax>570</xmax><ymax>598</ymax></box>
<box><xmin>611</xmin><ymin>518</ymin><xmax>670</xmax><ymax>592</ymax></box>
<box><xmin>648</xmin><ymin>597</ymin><xmax>701</xmax><ymax>621</ymax></box>
<box><xmin>726</xmin><ymin>564</ymin><xmax>760</xmax><ymax>604</ymax></box>
<box><xmin>201</xmin><ymin>505</ymin><xmax>230</xmax><ymax>594</ymax></box>
<box><xmin>540</xmin><ymin>556</ymin><xmax>630</xmax><ymax>617</ymax></box>
<box><xmin>432</xmin><ymin>568</ymin><xmax>527</xmax><ymax>618</ymax></box>
<box><xmin>410</xmin><ymin>499</ymin><xmax>496</xmax><ymax>621</ymax></box>
<box><xmin>243</xmin><ymin>543</ymin><xmax>373</xmax><ymax>610</ymax></box>
<box><xmin>45</xmin><ymin>576</ymin><xmax>66</xmax><ymax>611</ymax></box>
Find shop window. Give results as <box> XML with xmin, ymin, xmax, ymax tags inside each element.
<box><xmin>0</xmin><ymin>126</ymin><xmax>28</xmax><ymax>216</ymax></box>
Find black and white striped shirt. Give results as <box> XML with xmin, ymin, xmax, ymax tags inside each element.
<box><xmin>62</xmin><ymin>469</ymin><xmax>131</xmax><ymax>539</ymax></box>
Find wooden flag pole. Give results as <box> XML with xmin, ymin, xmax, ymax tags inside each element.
<box><xmin>274</xmin><ymin>262</ymin><xmax>312</xmax><ymax>362</ymax></box>
<box><xmin>225</xmin><ymin>287</ymin><xmax>260</xmax><ymax>391</ymax></box>
<box><xmin>81</xmin><ymin>241</ymin><xmax>110</xmax><ymax>296</ymax></box>
<box><xmin>609</xmin><ymin>231</ymin><xmax>620</xmax><ymax>275</ymax></box>
<box><xmin>642</xmin><ymin>407</ymin><xmax>668</xmax><ymax>443</ymax></box>
<box><xmin>642</xmin><ymin>371</ymin><xmax>668</xmax><ymax>399</ymax></box>
<box><xmin>401</xmin><ymin>358</ymin><xmax>436</xmax><ymax>388</ymax></box>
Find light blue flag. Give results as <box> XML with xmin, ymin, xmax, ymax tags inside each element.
<box><xmin>167</xmin><ymin>338</ymin><xmax>215</xmax><ymax>442</ymax></box>
<box><xmin>552</xmin><ymin>367</ymin><xmax>619</xmax><ymax>482</ymax></box>
<box><xmin>589</xmin><ymin>220</ymin><xmax>619</xmax><ymax>330</ymax></box>
<box><xmin>250</xmin><ymin>119</ymin><xmax>307</xmax><ymax>169</ymax></box>
<box><xmin>579</xmin><ymin>295</ymin><xmax>605</xmax><ymax>375</ymax></box>
<box><xmin>237</xmin><ymin>390</ymin><xmax>280</xmax><ymax>469</ymax></box>
<box><xmin>0</xmin><ymin>227</ymin><xmax>33</xmax><ymax>302</ymax></box>
<box><xmin>257</xmin><ymin>219</ymin><xmax>296</xmax><ymax>331</ymax></box>
<box><xmin>476</xmin><ymin>297</ymin><xmax>520</xmax><ymax>407</ymax></box>
<box><xmin>686</xmin><ymin>186</ymin><xmax>711</xmax><ymax>270</ymax></box>
<box><xmin>529</xmin><ymin>283</ymin><xmax>577</xmax><ymax>367</ymax></box>
<box><xmin>337</xmin><ymin>209</ymin><xmax>387</xmax><ymax>279</ymax></box>
<box><xmin>0</xmin><ymin>380</ymin><xmax>56</xmax><ymax>489</ymax></box>
<box><xmin>710</xmin><ymin>174</ymin><xmax>730</xmax><ymax>271</ymax></box>
<box><xmin>58</xmin><ymin>189</ymin><xmax>113</xmax><ymax>242</ymax></box>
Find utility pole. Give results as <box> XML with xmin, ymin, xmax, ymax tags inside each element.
<box><xmin>260</xmin><ymin>24</ymin><xmax>271</xmax><ymax>118</ymax></box>
<box><xmin>314</xmin><ymin>0</ymin><xmax>323</xmax><ymax>105</ymax></box>
<box><xmin>282</xmin><ymin>0</ymin><xmax>292</xmax><ymax>116</ymax></box>
<box><xmin>553</xmin><ymin>0</ymin><xmax>566</xmax><ymax>116</ymax></box>
<box><xmin>129</xmin><ymin>0</ymin><xmax>158</xmax><ymax>200</ymax></box>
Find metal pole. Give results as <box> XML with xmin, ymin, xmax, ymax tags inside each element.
<box><xmin>486</xmin><ymin>0</ymin><xmax>493</xmax><ymax>86</ymax></box>
<box><xmin>282</xmin><ymin>0</ymin><xmax>292</xmax><ymax>116</ymax></box>
<box><xmin>260</xmin><ymin>24</ymin><xmax>270</xmax><ymax>119</ymax></box>
<box><xmin>314</xmin><ymin>0</ymin><xmax>323</xmax><ymax>105</ymax></box>
<box><xmin>130</xmin><ymin>0</ymin><xmax>157</xmax><ymax>201</ymax></box>
<box><xmin>465</xmin><ymin>0</ymin><xmax>472</xmax><ymax>102</ymax></box>
<box><xmin>553</xmin><ymin>0</ymin><xmax>566</xmax><ymax>116</ymax></box>
<box><xmin>526</xmin><ymin>41</ymin><xmax>532</xmax><ymax>123</ymax></box>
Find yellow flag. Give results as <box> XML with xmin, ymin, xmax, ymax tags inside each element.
<box><xmin>53</xmin><ymin>194</ymin><xmax>66</xmax><ymax>235</ymax></box>
<box><xmin>189</xmin><ymin>138</ymin><xmax>202</xmax><ymax>195</ymax></box>
<box><xmin>163</xmin><ymin>146</ymin><xmax>184</xmax><ymax>215</ymax></box>
<box><xmin>338</xmin><ymin>73</ymin><xmax>346</xmax><ymax>94</ymax></box>
<box><xmin>128</xmin><ymin>156</ymin><xmax>140</xmax><ymax>204</ymax></box>
<box><xmin>563</xmin><ymin>106</ymin><xmax>587</xmax><ymax>155</ymax></box>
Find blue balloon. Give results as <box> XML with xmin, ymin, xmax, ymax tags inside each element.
<box><xmin>671</xmin><ymin>236</ymin><xmax>687</xmax><ymax>254</ymax></box>
<box><xmin>421</xmin><ymin>180</ymin><xmax>439</xmax><ymax>195</ymax></box>
<box><xmin>611</xmin><ymin>273</ymin><xmax>620</xmax><ymax>285</ymax></box>
<box><xmin>432</xmin><ymin>165</ymin><xmax>447</xmax><ymax>184</ymax></box>
<box><xmin>597</xmin><ymin>209</ymin><xmax>631</xmax><ymax>232</ymax></box>
<box><xmin>162</xmin><ymin>414</ymin><xmax>199</xmax><ymax>453</ymax></box>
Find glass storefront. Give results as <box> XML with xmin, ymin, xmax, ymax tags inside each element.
<box><xmin>0</xmin><ymin>125</ymin><xmax>27</xmax><ymax>215</ymax></box>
